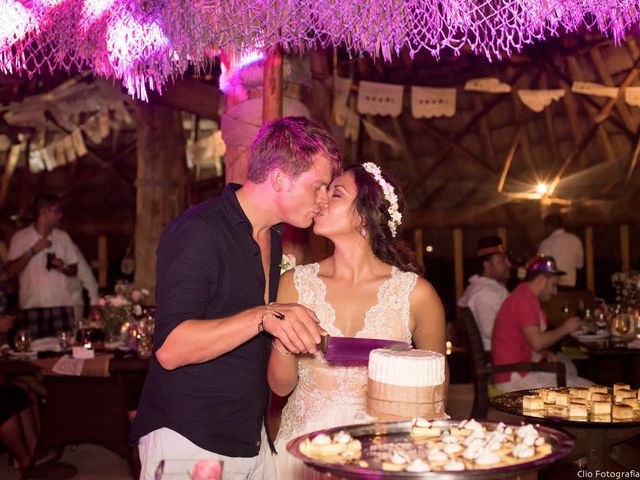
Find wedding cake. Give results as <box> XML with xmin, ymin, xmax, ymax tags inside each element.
<box><xmin>367</xmin><ymin>348</ymin><xmax>446</xmax><ymax>420</ymax></box>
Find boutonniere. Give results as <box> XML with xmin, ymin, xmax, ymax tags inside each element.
<box><xmin>280</xmin><ymin>253</ymin><xmax>296</xmax><ymax>274</ymax></box>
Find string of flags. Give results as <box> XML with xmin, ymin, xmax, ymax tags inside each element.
<box><xmin>335</xmin><ymin>76</ymin><xmax>640</xmax><ymax>147</ymax></box>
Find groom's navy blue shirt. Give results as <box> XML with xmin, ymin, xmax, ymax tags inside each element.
<box><xmin>131</xmin><ymin>183</ymin><xmax>283</xmax><ymax>457</ymax></box>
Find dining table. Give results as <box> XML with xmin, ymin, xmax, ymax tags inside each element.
<box><xmin>0</xmin><ymin>350</ymin><xmax>150</xmax><ymax>479</ymax></box>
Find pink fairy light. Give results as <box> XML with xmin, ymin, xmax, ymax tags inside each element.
<box><xmin>81</xmin><ymin>0</ymin><xmax>118</xmax><ymax>31</ymax></box>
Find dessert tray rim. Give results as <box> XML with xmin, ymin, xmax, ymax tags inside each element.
<box><xmin>286</xmin><ymin>418</ymin><xmax>574</xmax><ymax>479</ymax></box>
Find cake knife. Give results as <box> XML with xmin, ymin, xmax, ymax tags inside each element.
<box><xmin>317</xmin><ymin>335</ymin><xmax>412</xmax><ymax>366</ymax></box>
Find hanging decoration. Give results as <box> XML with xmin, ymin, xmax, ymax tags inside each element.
<box><xmin>357</xmin><ymin>81</ymin><xmax>404</xmax><ymax>117</ymax></box>
<box><xmin>517</xmin><ymin>89</ymin><xmax>565</xmax><ymax>112</ymax></box>
<box><xmin>571</xmin><ymin>81</ymin><xmax>619</xmax><ymax>98</ymax></box>
<box><xmin>464</xmin><ymin>78</ymin><xmax>512</xmax><ymax>93</ymax></box>
<box><xmin>2</xmin><ymin>0</ymin><xmax>638</xmax><ymax>100</ymax></box>
<box><xmin>411</xmin><ymin>86</ymin><xmax>456</xmax><ymax>118</ymax></box>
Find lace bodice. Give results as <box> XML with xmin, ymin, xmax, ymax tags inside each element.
<box><xmin>275</xmin><ymin>263</ymin><xmax>417</xmax><ymax>444</ymax></box>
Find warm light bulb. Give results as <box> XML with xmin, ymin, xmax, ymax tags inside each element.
<box><xmin>535</xmin><ymin>183</ymin><xmax>548</xmax><ymax>195</ymax></box>
<box><xmin>425</xmin><ymin>245</ymin><xmax>434</xmax><ymax>253</ymax></box>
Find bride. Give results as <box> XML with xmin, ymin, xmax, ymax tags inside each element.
<box><xmin>268</xmin><ymin>163</ymin><xmax>447</xmax><ymax>479</ymax></box>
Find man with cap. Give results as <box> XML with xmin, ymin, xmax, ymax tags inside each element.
<box><xmin>491</xmin><ymin>255</ymin><xmax>590</xmax><ymax>392</ymax></box>
<box><xmin>458</xmin><ymin>236</ymin><xmax>511</xmax><ymax>351</ymax></box>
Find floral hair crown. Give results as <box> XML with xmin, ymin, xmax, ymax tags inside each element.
<box><xmin>361</xmin><ymin>162</ymin><xmax>402</xmax><ymax>238</ymax></box>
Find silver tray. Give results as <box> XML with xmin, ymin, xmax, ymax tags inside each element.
<box><xmin>491</xmin><ymin>388</ymin><xmax>640</xmax><ymax>427</ymax></box>
<box><xmin>286</xmin><ymin>419</ymin><xmax>573</xmax><ymax>479</ymax></box>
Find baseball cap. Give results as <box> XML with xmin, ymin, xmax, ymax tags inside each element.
<box><xmin>526</xmin><ymin>255</ymin><xmax>566</xmax><ymax>278</ymax></box>
<box><xmin>476</xmin><ymin>236</ymin><xmax>505</xmax><ymax>257</ymax></box>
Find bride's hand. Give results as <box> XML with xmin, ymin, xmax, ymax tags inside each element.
<box><xmin>261</xmin><ymin>303</ymin><xmax>323</xmax><ymax>354</ymax></box>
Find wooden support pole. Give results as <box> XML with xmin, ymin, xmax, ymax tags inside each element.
<box><xmin>585</xmin><ymin>226</ymin><xmax>594</xmax><ymax>292</ymax></box>
<box><xmin>414</xmin><ymin>229</ymin><xmax>424</xmax><ymax>270</ymax></box>
<box><xmin>497</xmin><ymin>124</ymin><xmax>525</xmax><ymax>192</ymax></box>
<box><xmin>621</xmin><ymin>225</ymin><xmax>630</xmax><ymax>274</ymax></box>
<box><xmin>497</xmin><ymin>227</ymin><xmax>507</xmax><ymax>250</ymax></box>
<box><xmin>97</xmin><ymin>235</ymin><xmax>108</xmax><ymax>289</ymax></box>
<box><xmin>453</xmin><ymin>228</ymin><xmax>464</xmax><ymax>301</ymax></box>
<box><xmin>263</xmin><ymin>45</ymin><xmax>283</xmax><ymax>123</ymax></box>
<box><xmin>0</xmin><ymin>144</ymin><xmax>22</xmax><ymax>209</ymax></box>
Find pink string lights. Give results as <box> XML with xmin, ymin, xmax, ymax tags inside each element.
<box><xmin>1</xmin><ymin>0</ymin><xmax>638</xmax><ymax>100</ymax></box>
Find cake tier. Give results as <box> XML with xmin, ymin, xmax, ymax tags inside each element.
<box><xmin>368</xmin><ymin>348</ymin><xmax>445</xmax><ymax>387</ymax></box>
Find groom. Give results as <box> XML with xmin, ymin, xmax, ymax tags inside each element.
<box><xmin>131</xmin><ymin>116</ymin><xmax>342</xmax><ymax>479</ymax></box>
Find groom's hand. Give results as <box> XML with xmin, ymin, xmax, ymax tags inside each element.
<box><xmin>261</xmin><ymin>303</ymin><xmax>323</xmax><ymax>354</ymax></box>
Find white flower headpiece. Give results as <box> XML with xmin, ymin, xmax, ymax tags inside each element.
<box><xmin>361</xmin><ymin>162</ymin><xmax>402</xmax><ymax>237</ymax></box>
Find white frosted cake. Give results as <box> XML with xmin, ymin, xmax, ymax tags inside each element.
<box><xmin>367</xmin><ymin>348</ymin><xmax>446</xmax><ymax>421</ymax></box>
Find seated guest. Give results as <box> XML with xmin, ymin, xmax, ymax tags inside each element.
<box><xmin>6</xmin><ymin>194</ymin><xmax>79</xmax><ymax>339</ymax></box>
<box><xmin>458</xmin><ymin>236</ymin><xmax>511</xmax><ymax>351</ymax></box>
<box><xmin>492</xmin><ymin>255</ymin><xmax>590</xmax><ymax>392</ymax></box>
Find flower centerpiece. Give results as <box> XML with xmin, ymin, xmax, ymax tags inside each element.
<box><xmin>611</xmin><ymin>271</ymin><xmax>640</xmax><ymax>309</ymax></box>
<box><xmin>98</xmin><ymin>283</ymin><xmax>150</xmax><ymax>341</ymax></box>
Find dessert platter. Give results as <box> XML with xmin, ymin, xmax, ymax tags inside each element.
<box><xmin>287</xmin><ymin>418</ymin><xmax>573</xmax><ymax>479</ymax></box>
<box><xmin>491</xmin><ymin>383</ymin><xmax>640</xmax><ymax>425</ymax></box>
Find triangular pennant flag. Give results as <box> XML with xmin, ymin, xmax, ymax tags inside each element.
<box><xmin>411</xmin><ymin>86</ymin><xmax>456</xmax><ymax>118</ymax></box>
<box><xmin>357</xmin><ymin>81</ymin><xmax>404</xmax><ymax>117</ymax></box>
<box><xmin>518</xmin><ymin>89</ymin><xmax>565</xmax><ymax>112</ymax></box>
<box><xmin>28</xmin><ymin>149</ymin><xmax>46</xmax><ymax>174</ymax></box>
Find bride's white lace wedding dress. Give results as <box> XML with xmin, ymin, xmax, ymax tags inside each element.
<box><xmin>273</xmin><ymin>263</ymin><xmax>418</xmax><ymax>479</ymax></box>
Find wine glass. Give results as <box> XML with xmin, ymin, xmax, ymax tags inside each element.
<box><xmin>612</xmin><ymin>313</ymin><xmax>631</xmax><ymax>338</ymax></box>
<box><xmin>14</xmin><ymin>329</ymin><xmax>31</xmax><ymax>352</ymax></box>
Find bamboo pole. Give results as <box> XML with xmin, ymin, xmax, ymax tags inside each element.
<box><xmin>453</xmin><ymin>228</ymin><xmax>464</xmax><ymax>301</ymax></box>
<box><xmin>497</xmin><ymin>227</ymin><xmax>507</xmax><ymax>250</ymax></box>
<box><xmin>621</xmin><ymin>224</ymin><xmax>630</xmax><ymax>274</ymax></box>
<box><xmin>585</xmin><ymin>226</ymin><xmax>594</xmax><ymax>292</ymax></box>
<box><xmin>97</xmin><ymin>235</ymin><xmax>108</xmax><ymax>289</ymax></box>
<box><xmin>414</xmin><ymin>229</ymin><xmax>424</xmax><ymax>270</ymax></box>
<box><xmin>263</xmin><ymin>44</ymin><xmax>283</xmax><ymax>122</ymax></box>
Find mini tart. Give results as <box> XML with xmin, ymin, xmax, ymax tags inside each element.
<box><xmin>568</xmin><ymin>403</ymin><xmax>588</xmax><ymax>417</ymax></box>
<box><xmin>554</xmin><ymin>392</ymin><xmax>570</xmax><ymax>406</ymax></box>
<box><xmin>569</xmin><ymin>397</ymin><xmax>587</xmax><ymax>405</ymax></box>
<box><xmin>613</xmin><ymin>383</ymin><xmax>631</xmax><ymax>394</ymax></box>
<box><xmin>569</xmin><ymin>387</ymin><xmax>589</xmax><ymax>399</ymax></box>
<box><xmin>612</xmin><ymin>404</ymin><xmax>634</xmax><ymax>420</ymax></box>
<box><xmin>381</xmin><ymin>461</ymin><xmax>406</xmax><ymax>472</ymax></box>
<box><xmin>588</xmin><ymin>385</ymin><xmax>608</xmax><ymax>394</ymax></box>
<box><xmin>593</xmin><ymin>401</ymin><xmax>612</xmax><ymax>415</ymax></box>
<box><xmin>522</xmin><ymin>395</ymin><xmax>544</xmax><ymax>410</ymax></box>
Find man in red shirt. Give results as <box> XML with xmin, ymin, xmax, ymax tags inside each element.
<box><xmin>491</xmin><ymin>255</ymin><xmax>590</xmax><ymax>392</ymax></box>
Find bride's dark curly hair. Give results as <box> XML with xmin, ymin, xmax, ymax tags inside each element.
<box><xmin>347</xmin><ymin>164</ymin><xmax>421</xmax><ymax>274</ymax></box>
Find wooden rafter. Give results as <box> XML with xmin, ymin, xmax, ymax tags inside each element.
<box><xmin>540</xmin><ymin>70</ymin><xmax>562</xmax><ymax>177</ymax></box>
<box><xmin>391</xmin><ymin>115</ymin><xmax>418</xmax><ymax>176</ymax></box>
<box><xmin>497</xmin><ymin>124</ymin><xmax>526</xmax><ymax>192</ymax></box>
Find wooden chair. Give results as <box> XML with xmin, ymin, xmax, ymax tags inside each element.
<box><xmin>455</xmin><ymin>307</ymin><xmax>566</xmax><ymax>418</ymax></box>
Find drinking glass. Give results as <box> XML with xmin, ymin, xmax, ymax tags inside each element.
<box><xmin>14</xmin><ymin>329</ymin><xmax>31</xmax><ymax>352</ymax></box>
<box><xmin>56</xmin><ymin>330</ymin><xmax>72</xmax><ymax>351</ymax></box>
<box><xmin>612</xmin><ymin>313</ymin><xmax>631</xmax><ymax>338</ymax></box>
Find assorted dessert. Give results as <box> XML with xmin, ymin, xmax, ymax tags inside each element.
<box><xmin>298</xmin><ymin>418</ymin><xmax>555</xmax><ymax>473</ymax></box>
<box><xmin>521</xmin><ymin>383</ymin><xmax>640</xmax><ymax>421</ymax></box>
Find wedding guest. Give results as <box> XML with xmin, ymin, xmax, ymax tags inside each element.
<box><xmin>492</xmin><ymin>255</ymin><xmax>590</xmax><ymax>392</ymax></box>
<box><xmin>6</xmin><ymin>194</ymin><xmax>79</xmax><ymax>339</ymax></box>
<box><xmin>537</xmin><ymin>214</ymin><xmax>583</xmax><ymax>288</ymax></box>
<box><xmin>131</xmin><ymin>116</ymin><xmax>342</xmax><ymax>480</ymax></box>
<box><xmin>458</xmin><ymin>236</ymin><xmax>511</xmax><ymax>351</ymax></box>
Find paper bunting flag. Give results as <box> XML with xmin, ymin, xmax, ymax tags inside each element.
<box><xmin>518</xmin><ymin>89</ymin><xmax>565</xmax><ymax>112</ymax></box>
<box><xmin>333</xmin><ymin>77</ymin><xmax>352</xmax><ymax>126</ymax></box>
<box><xmin>362</xmin><ymin>119</ymin><xmax>401</xmax><ymax>152</ymax></box>
<box><xmin>28</xmin><ymin>149</ymin><xmax>46</xmax><ymax>174</ymax></box>
<box><xmin>411</xmin><ymin>86</ymin><xmax>456</xmax><ymax>118</ymax></box>
<box><xmin>624</xmin><ymin>87</ymin><xmax>640</xmax><ymax>106</ymax></box>
<box><xmin>571</xmin><ymin>81</ymin><xmax>618</xmax><ymax>98</ymax></box>
<box><xmin>464</xmin><ymin>78</ymin><xmax>511</xmax><ymax>93</ymax></box>
<box><xmin>71</xmin><ymin>129</ymin><xmax>88</xmax><ymax>157</ymax></box>
<box><xmin>357</xmin><ymin>81</ymin><xmax>404</xmax><ymax>117</ymax></box>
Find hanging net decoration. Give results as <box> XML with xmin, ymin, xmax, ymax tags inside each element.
<box><xmin>1</xmin><ymin>0</ymin><xmax>639</xmax><ymax>100</ymax></box>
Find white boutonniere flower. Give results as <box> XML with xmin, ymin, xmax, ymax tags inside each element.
<box><xmin>280</xmin><ymin>253</ymin><xmax>296</xmax><ymax>274</ymax></box>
